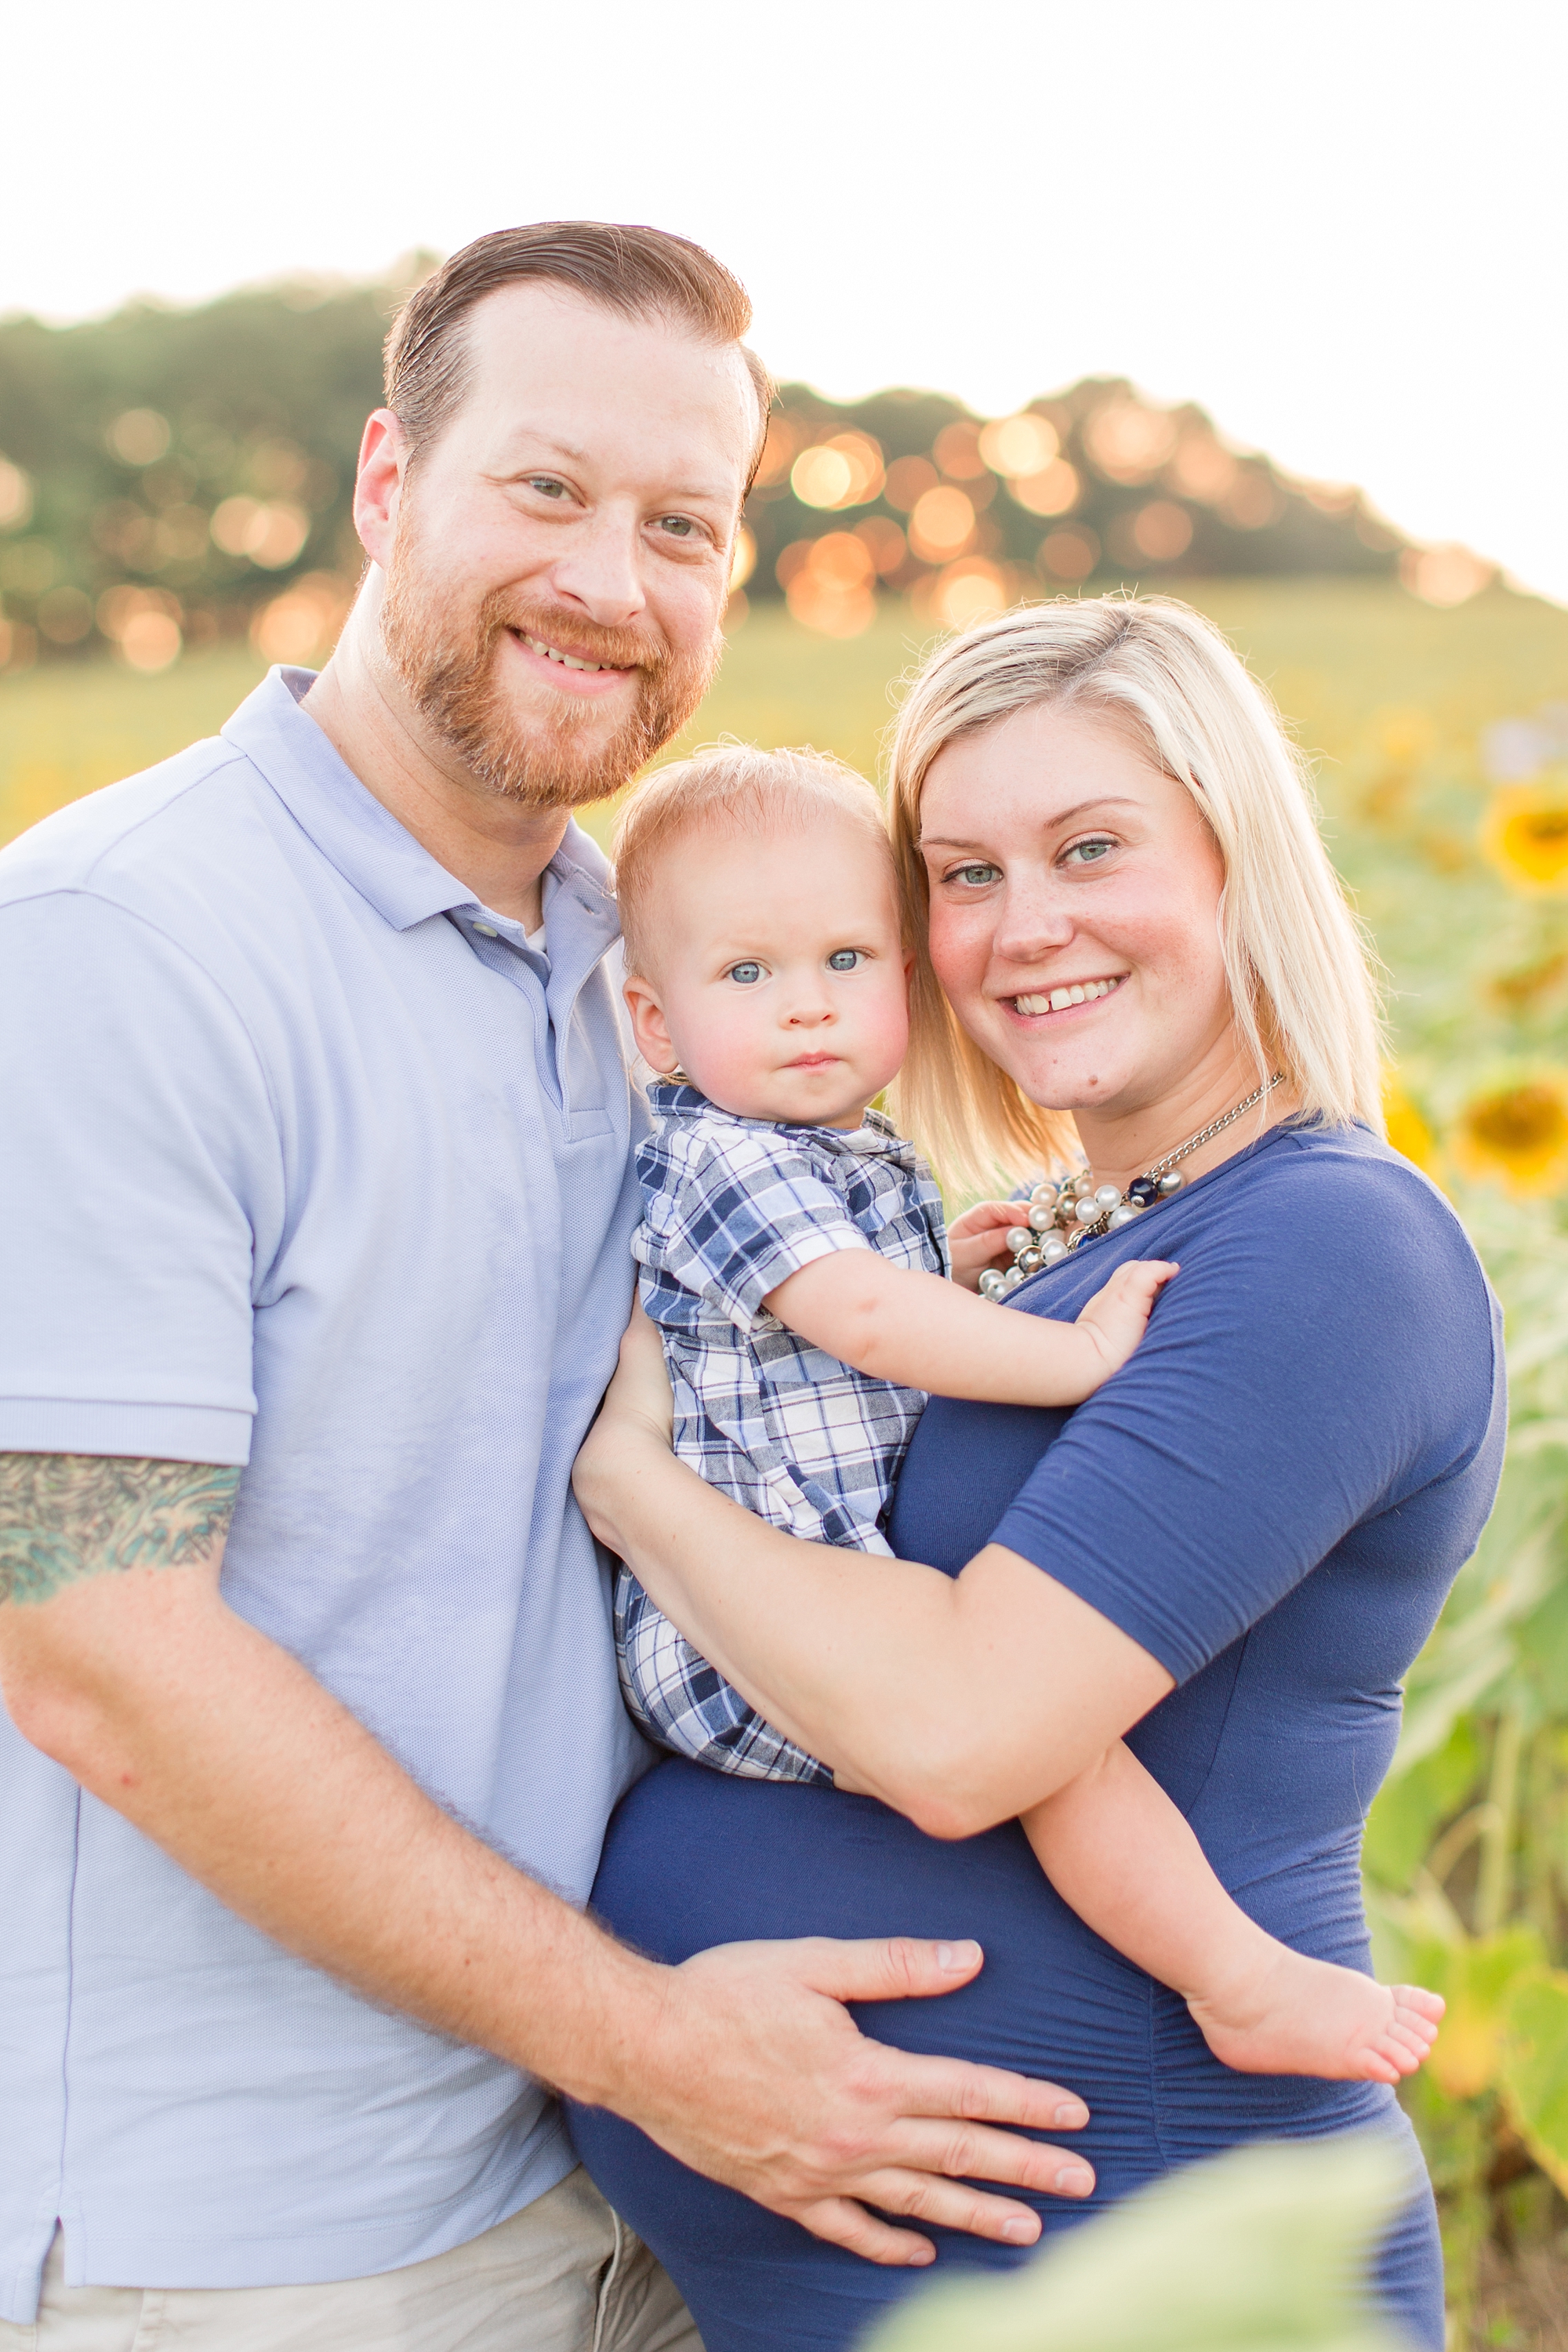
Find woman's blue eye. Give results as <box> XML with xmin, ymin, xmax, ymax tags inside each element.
<box><xmin>949</xmin><ymin>863</ymin><xmax>1000</xmax><ymax>887</ymax></box>
<box><xmin>1066</xmin><ymin>838</ymin><xmax>1115</xmax><ymax>866</ymax></box>
<box><xmin>826</xmin><ymin>949</ymin><xmax>861</xmax><ymax>972</ymax></box>
<box><xmin>527</xmin><ymin>477</ymin><xmax>568</xmax><ymax>499</ymax></box>
<box><xmin>728</xmin><ymin>961</ymin><xmax>763</xmax><ymax>985</ymax></box>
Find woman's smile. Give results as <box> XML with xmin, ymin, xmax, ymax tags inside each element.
<box><xmin>1006</xmin><ymin>974</ymin><xmax>1128</xmax><ymax>1019</ymax></box>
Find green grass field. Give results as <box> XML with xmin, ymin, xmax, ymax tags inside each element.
<box><xmin>9</xmin><ymin>578</ymin><xmax>1568</xmax><ymax>842</ymax></box>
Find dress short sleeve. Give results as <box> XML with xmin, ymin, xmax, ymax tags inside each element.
<box><xmin>0</xmin><ymin>891</ymin><xmax>274</xmax><ymax>1464</ymax></box>
<box><xmin>637</xmin><ymin>1122</ymin><xmax>871</xmax><ymax>1334</ymax></box>
<box><xmin>989</xmin><ymin>1139</ymin><xmax>1503</xmax><ymax>1684</ymax></box>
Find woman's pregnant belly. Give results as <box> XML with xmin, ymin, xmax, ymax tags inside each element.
<box><xmin>570</xmin><ymin>1761</ymin><xmax>1439</xmax><ymax>2352</ymax></box>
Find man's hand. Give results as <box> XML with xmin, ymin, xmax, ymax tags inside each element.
<box><xmin>610</xmin><ymin>1935</ymin><xmax>1093</xmax><ymax>2267</ymax></box>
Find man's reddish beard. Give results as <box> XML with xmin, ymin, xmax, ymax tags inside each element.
<box><xmin>379</xmin><ymin>532</ymin><xmax>721</xmax><ymax>811</ymax></box>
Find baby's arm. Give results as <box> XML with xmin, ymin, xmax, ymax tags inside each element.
<box><xmin>763</xmin><ymin>1251</ymin><xmax>1176</xmax><ymax>1408</ymax></box>
<box><xmin>1022</xmin><ymin>1742</ymin><xmax>1443</xmax><ymax>2083</ymax></box>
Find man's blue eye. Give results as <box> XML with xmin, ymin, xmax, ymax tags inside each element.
<box><xmin>827</xmin><ymin>950</ymin><xmax>861</xmax><ymax>972</ymax></box>
<box><xmin>728</xmin><ymin>962</ymin><xmax>762</xmax><ymax>984</ymax></box>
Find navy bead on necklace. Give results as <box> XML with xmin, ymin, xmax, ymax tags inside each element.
<box><xmin>979</xmin><ymin>1073</ymin><xmax>1285</xmax><ymax>1300</ymax></box>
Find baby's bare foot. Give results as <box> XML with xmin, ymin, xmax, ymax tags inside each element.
<box><xmin>1187</xmin><ymin>1942</ymin><xmax>1445</xmax><ymax>2082</ymax></box>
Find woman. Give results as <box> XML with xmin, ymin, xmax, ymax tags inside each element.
<box><xmin>569</xmin><ymin>597</ymin><xmax>1504</xmax><ymax>2350</ymax></box>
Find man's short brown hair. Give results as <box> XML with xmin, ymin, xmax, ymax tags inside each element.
<box><xmin>384</xmin><ymin>221</ymin><xmax>774</xmax><ymax>481</ymax></box>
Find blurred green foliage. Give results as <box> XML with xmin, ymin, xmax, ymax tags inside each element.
<box><xmin>866</xmin><ymin>2136</ymin><xmax>1411</xmax><ymax>2352</ymax></box>
<box><xmin>0</xmin><ymin>270</ymin><xmax>1414</xmax><ymax>679</ymax></box>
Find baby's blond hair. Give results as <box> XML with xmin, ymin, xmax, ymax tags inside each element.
<box><xmin>612</xmin><ymin>742</ymin><xmax>892</xmax><ymax>980</ymax></box>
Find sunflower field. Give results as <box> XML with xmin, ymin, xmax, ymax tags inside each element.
<box><xmin>2</xmin><ymin>573</ymin><xmax>1567</xmax><ymax>2343</ymax></box>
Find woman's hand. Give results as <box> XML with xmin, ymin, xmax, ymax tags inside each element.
<box><xmin>946</xmin><ymin>1200</ymin><xmax>1021</xmax><ymax>1290</ymax></box>
<box><xmin>573</xmin><ymin>1298</ymin><xmax>675</xmax><ymax>1552</ymax></box>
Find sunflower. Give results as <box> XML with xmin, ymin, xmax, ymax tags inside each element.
<box><xmin>1382</xmin><ymin>1080</ymin><xmax>1439</xmax><ymax>1175</ymax></box>
<box><xmin>1450</xmin><ymin>1074</ymin><xmax>1568</xmax><ymax>1196</ymax></box>
<box><xmin>1480</xmin><ymin>781</ymin><xmax>1568</xmax><ymax>895</ymax></box>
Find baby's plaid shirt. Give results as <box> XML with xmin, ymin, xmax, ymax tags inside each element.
<box><xmin>616</xmin><ymin>1080</ymin><xmax>949</xmax><ymax>1784</ymax></box>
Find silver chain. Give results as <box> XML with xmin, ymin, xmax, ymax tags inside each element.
<box><xmin>1141</xmin><ymin>1072</ymin><xmax>1287</xmax><ymax>1181</ymax></box>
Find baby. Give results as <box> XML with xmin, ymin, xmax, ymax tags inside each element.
<box><xmin>609</xmin><ymin>742</ymin><xmax>1442</xmax><ymax>2087</ymax></box>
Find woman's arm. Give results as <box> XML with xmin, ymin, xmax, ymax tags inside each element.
<box><xmin>573</xmin><ymin>1305</ymin><xmax>1172</xmax><ymax>1838</ymax></box>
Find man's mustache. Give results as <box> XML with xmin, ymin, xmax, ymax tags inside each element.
<box><xmin>482</xmin><ymin>599</ymin><xmax>670</xmax><ymax>680</ymax></box>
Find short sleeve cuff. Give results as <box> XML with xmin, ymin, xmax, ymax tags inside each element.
<box><xmin>0</xmin><ymin>1399</ymin><xmax>254</xmax><ymax>1467</ymax></box>
<box><xmin>731</xmin><ymin>1224</ymin><xmax>872</xmax><ymax>1331</ymax></box>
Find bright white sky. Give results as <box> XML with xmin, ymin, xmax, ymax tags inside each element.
<box><xmin>7</xmin><ymin>0</ymin><xmax>1566</xmax><ymax>599</ymax></box>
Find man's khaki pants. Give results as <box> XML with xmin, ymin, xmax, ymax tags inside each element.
<box><xmin>0</xmin><ymin>2169</ymin><xmax>702</xmax><ymax>2352</ymax></box>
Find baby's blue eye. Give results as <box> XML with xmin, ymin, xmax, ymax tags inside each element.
<box><xmin>827</xmin><ymin>949</ymin><xmax>861</xmax><ymax>972</ymax></box>
<box><xmin>728</xmin><ymin>961</ymin><xmax>763</xmax><ymax>985</ymax></box>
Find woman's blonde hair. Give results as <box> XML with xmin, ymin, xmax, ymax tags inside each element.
<box><xmin>885</xmin><ymin>595</ymin><xmax>1385</xmax><ymax>1192</ymax></box>
<box><xmin>612</xmin><ymin>742</ymin><xmax>890</xmax><ymax>980</ymax></box>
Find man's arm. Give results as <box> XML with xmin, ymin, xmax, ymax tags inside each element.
<box><xmin>0</xmin><ymin>1454</ymin><xmax>1094</xmax><ymax>2267</ymax></box>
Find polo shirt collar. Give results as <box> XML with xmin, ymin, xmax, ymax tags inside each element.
<box><xmin>221</xmin><ymin>667</ymin><xmax>621</xmax><ymax>964</ymax></box>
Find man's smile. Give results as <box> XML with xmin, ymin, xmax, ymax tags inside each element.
<box><xmin>508</xmin><ymin>628</ymin><xmax>636</xmax><ymax>696</ymax></box>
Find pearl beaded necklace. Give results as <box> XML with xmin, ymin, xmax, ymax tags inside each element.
<box><xmin>978</xmin><ymin>1073</ymin><xmax>1286</xmax><ymax>1301</ymax></box>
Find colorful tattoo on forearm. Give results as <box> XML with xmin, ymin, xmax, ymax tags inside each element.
<box><xmin>0</xmin><ymin>1454</ymin><xmax>241</xmax><ymax>1606</ymax></box>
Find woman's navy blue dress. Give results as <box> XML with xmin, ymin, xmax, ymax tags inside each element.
<box><xmin>572</xmin><ymin>1124</ymin><xmax>1505</xmax><ymax>2351</ymax></box>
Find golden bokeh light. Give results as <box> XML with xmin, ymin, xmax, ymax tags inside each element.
<box><xmin>1164</xmin><ymin>430</ymin><xmax>1241</xmax><ymax>503</ymax></box>
<box><xmin>978</xmin><ymin>413</ymin><xmax>1059</xmax><ymax>479</ymax></box>
<box><xmin>1008</xmin><ymin>460</ymin><xmax>1080</xmax><ymax>517</ymax></box>
<box><xmin>107</xmin><ymin>409</ymin><xmax>172</xmax><ymax>466</ymax></box>
<box><xmin>1451</xmin><ymin>1076</ymin><xmax>1568</xmax><ymax>1196</ymax></box>
<box><xmin>883</xmin><ymin>456</ymin><xmax>938</xmax><ymax>514</ymax></box>
<box><xmin>1481</xmin><ymin>783</ymin><xmax>1568</xmax><ymax>895</ymax></box>
<box><xmin>1130</xmin><ymin>500</ymin><xmax>1193</xmax><ymax>561</ymax></box>
<box><xmin>1081</xmin><ymin>398</ymin><xmax>1178</xmax><ymax>485</ymax></box>
<box><xmin>930</xmin><ymin>559</ymin><xmax>1010</xmax><ymax>630</ymax></box>
<box><xmin>1218</xmin><ymin>472</ymin><xmax>1285</xmax><ymax>531</ymax></box>
<box><xmin>908</xmin><ymin>485</ymin><xmax>976</xmax><ymax>562</ymax></box>
<box><xmin>853</xmin><ymin>516</ymin><xmax>906</xmax><ymax>577</ymax></box>
<box><xmin>120</xmin><ymin>610</ymin><xmax>183</xmax><ymax>673</ymax></box>
<box><xmin>0</xmin><ymin>459</ymin><xmax>33</xmax><ymax>532</ymax></box>
<box><xmin>751</xmin><ymin>415</ymin><xmax>803</xmax><ymax>489</ymax></box>
<box><xmin>251</xmin><ymin>572</ymin><xmax>354</xmax><ymax>666</ymax></box>
<box><xmin>789</xmin><ymin>433</ymin><xmax>885</xmax><ymax>511</ymax></box>
<box><xmin>728</xmin><ymin>526</ymin><xmax>757</xmax><ymax>593</ymax></box>
<box><xmin>781</xmin><ymin>532</ymin><xmax>877</xmax><ymax>637</ymax></box>
<box><xmin>210</xmin><ymin>497</ymin><xmax>310</xmax><ymax>568</ymax></box>
<box><xmin>1039</xmin><ymin>525</ymin><xmax>1100</xmax><ymax>580</ymax></box>
<box><xmin>932</xmin><ymin>421</ymin><xmax>986</xmax><ymax>480</ymax></box>
<box><xmin>1400</xmin><ymin>546</ymin><xmax>1494</xmax><ymax>608</ymax></box>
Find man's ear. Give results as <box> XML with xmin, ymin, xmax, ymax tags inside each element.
<box><xmin>623</xmin><ymin>977</ymin><xmax>677</xmax><ymax>1074</ymax></box>
<box><xmin>353</xmin><ymin>408</ymin><xmax>409</xmax><ymax>569</ymax></box>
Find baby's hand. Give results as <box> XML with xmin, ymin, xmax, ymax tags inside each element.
<box><xmin>946</xmin><ymin>1200</ymin><xmax>1022</xmax><ymax>1290</ymax></box>
<box><xmin>1074</xmin><ymin>1260</ymin><xmax>1178</xmax><ymax>1381</ymax></box>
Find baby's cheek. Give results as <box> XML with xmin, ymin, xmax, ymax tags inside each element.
<box><xmin>678</xmin><ymin>1000</ymin><xmax>779</xmax><ymax>1116</ymax></box>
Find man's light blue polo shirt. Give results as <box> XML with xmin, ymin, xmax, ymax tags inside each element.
<box><xmin>0</xmin><ymin>670</ymin><xmax>652</xmax><ymax>2322</ymax></box>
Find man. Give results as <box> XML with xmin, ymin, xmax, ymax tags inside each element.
<box><xmin>0</xmin><ymin>223</ymin><xmax>1091</xmax><ymax>2350</ymax></box>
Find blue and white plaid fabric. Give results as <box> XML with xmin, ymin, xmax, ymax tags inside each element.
<box><xmin>616</xmin><ymin>1080</ymin><xmax>949</xmax><ymax>1784</ymax></box>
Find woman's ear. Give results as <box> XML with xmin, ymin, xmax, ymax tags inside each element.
<box><xmin>623</xmin><ymin>977</ymin><xmax>678</xmax><ymax>1075</ymax></box>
